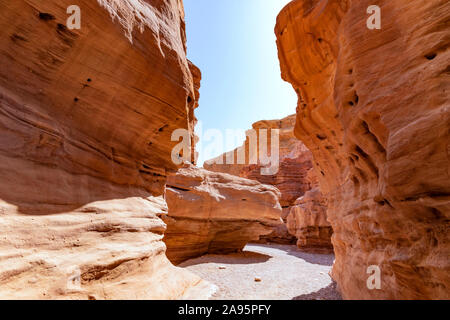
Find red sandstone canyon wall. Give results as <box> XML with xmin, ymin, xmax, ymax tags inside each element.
<box><xmin>0</xmin><ymin>0</ymin><xmax>213</xmax><ymax>299</ymax></box>
<box><xmin>276</xmin><ymin>0</ymin><xmax>449</xmax><ymax>299</ymax></box>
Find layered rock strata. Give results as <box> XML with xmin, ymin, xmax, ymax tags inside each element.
<box><xmin>0</xmin><ymin>0</ymin><xmax>212</xmax><ymax>299</ymax></box>
<box><xmin>276</xmin><ymin>0</ymin><xmax>450</xmax><ymax>299</ymax></box>
<box><xmin>162</xmin><ymin>166</ymin><xmax>283</xmax><ymax>264</ymax></box>
<box><xmin>287</xmin><ymin>169</ymin><xmax>332</xmax><ymax>251</ymax></box>
<box><xmin>287</xmin><ymin>189</ymin><xmax>332</xmax><ymax>252</ymax></box>
<box><xmin>239</xmin><ymin>115</ymin><xmax>314</xmax><ymax>207</ymax></box>
<box><xmin>204</xmin><ymin>115</ymin><xmax>329</xmax><ymax>245</ymax></box>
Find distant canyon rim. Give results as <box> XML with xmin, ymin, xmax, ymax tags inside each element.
<box><xmin>0</xmin><ymin>0</ymin><xmax>448</xmax><ymax>300</ymax></box>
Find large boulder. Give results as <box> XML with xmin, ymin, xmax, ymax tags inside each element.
<box><xmin>162</xmin><ymin>166</ymin><xmax>283</xmax><ymax>264</ymax></box>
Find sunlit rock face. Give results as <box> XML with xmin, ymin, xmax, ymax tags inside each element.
<box><xmin>0</xmin><ymin>0</ymin><xmax>213</xmax><ymax>299</ymax></box>
<box><xmin>276</xmin><ymin>0</ymin><xmax>450</xmax><ymax>299</ymax></box>
<box><xmin>287</xmin><ymin>169</ymin><xmax>332</xmax><ymax>252</ymax></box>
<box><xmin>287</xmin><ymin>188</ymin><xmax>332</xmax><ymax>252</ymax></box>
<box><xmin>239</xmin><ymin>115</ymin><xmax>313</xmax><ymax>207</ymax></box>
<box><xmin>162</xmin><ymin>166</ymin><xmax>283</xmax><ymax>264</ymax></box>
<box><xmin>204</xmin><ymin>114</ymin><xmax>326</xmax><ymax>244</ymax></box>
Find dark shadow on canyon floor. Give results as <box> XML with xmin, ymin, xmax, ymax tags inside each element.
<box><xmin>251</xmin><ymin>243</ymin><xmax>335</xmax><ymax>266</ymax></box>
<box><xmin>179</xmin><ymin>250</ymin><xmax>272</xmax><ymax>267</ymax></box>
<box><xmin>292</xmin><ymin>281</ymin><xmax>342</xmax><ymax>300</ymax></box>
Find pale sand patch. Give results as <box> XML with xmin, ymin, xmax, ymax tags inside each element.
<box><xmin>179</xmin><ymin>244</ymin><xmax>342</xmax><ymax>300</ymax></box>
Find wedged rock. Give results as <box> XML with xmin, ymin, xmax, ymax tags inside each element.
<box><xmin>0</xmin><ymin>0</ymin><xmax>213</xmax><ymax>299</ymax></box>
<box><xmin>286</xmin><ymin>166</ymin><xmax>332</xmax><ymax>251</ymax></box>
<box><xmin>205</xmin><ymin>114</ymin><xmax>318</xmax><ymax>244</ymax></box>
<box><xmin>287</xmin><ymin>188</ymin><xmax>333</xmax><ymax>252</ymax></box>
<box><xmin>276</xmin><ymin>0</ymin><xmax>450</xmax><ymax>299</ymax></box>
<box><xmin>161</xmin><ymin>166</ymin><xmax>283</xmax><ymax>264</ymax></box>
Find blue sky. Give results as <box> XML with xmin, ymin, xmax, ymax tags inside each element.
<box><xmin>183</xmin><ymin>0</ymin><xmax>296</xmax><ymax>165</ymax></box>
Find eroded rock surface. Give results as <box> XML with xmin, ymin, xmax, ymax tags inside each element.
<box><xmin>0</xmin><ymin>0</ymin><xmax>212</xmax><ymax>299</ymax></box>
<box><xmin>287</xmin><ymin>188</ymin><xmax>332</xmax><ymax>252</ymax></box>
<box><xmin>239</xmin><ymin>115</ymin><xmax>314</xmax><ymax>207</ymax></box>
<box><xmin>276</xmin><ymin>0</ymin><xmax>449</xmax><ymax>299</ymax></box>
<box><xmin>162</xmin><ymin>166</ymin><xmax>283</xmax><ymax>264</ymax></box>
<box><xmin>205</xmin><ymin>115</ymin><xmax>323</xmax><ymax>244</ymax></box>
<box><xmin>287</xmin><ymin>168</ymin><xmax>332</xmax><ymax>252</ymax></box>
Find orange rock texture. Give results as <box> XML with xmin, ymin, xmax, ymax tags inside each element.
<box><xmin>162</xmin><ymin>166</ymin><xmax>283</xmax><ymax>264</ymax></box>
<box><xmin>287</xmin><ymin>188</ymin><xmax>332</xmax><ymax>252</ymax></box>
<box><xmin>0</xmin><ymin>0</ymin><xmax>213</xmax><ymax>299</ymax></box>
<box><xmin>239</xmin><ymin>115</ymin><xmax>313</xmax><ymax>207</ymax></box>
<box><xmin>287</xmin><ymin>169</ymin><xmax>332</xmax><ymax>252</ymax></box>
<box><xmin>204</xmin><ymin>115</ymin><xmax>325</xmax><ymax>244</ymax></box>
<box><xmin>276</xmin><ymin>0</ymin><xmax>449</xmax><ymax>299</ymax></box>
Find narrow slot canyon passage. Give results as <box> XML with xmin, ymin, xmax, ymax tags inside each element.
<box><xmin>158</xmin><ymin>0</ymin><xmax>343</xmax><ymax>301</ymax></box>
<box><xmin>0</xmin><ymin>0</ymin><xmax>447</xmax><ymax>302</ymax></box>
<box><xmin>162</xmin><ymin>114</ymin><xmax>338</xmax><ymax>300</ymax></box>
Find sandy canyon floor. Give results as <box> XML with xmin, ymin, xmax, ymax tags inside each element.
<box><xmin>179</xmin><ymin>244</ymin><xmax>342</xmax><ymax>300</ymax></box>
